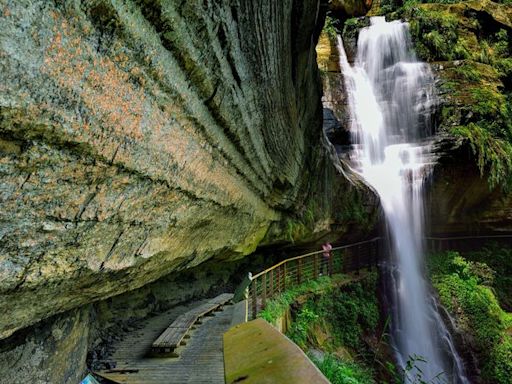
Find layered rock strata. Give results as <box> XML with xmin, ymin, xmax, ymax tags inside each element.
<box><xmin>0</xmin><ymin>0</ymin><xmax>334</xmax><ymax>339</ymax></box>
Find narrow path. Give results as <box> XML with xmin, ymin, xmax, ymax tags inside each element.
<box><xmin>224</xmin><ymin>319</ymin><xmax>329</xmax><ymax>384</ymax></box>
<box><xmin>96</xmin><ymin>300</ymin><xmax>234</xmax><ymax>384</ymax></box>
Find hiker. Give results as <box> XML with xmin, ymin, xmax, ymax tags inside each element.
<box><xmin>321</xmin><ymin>242</ymin><xmax>332</xmax><ymax>275</ymax></box>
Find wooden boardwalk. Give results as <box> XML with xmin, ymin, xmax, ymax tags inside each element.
<box><xmin>96</xmin><ymin>299</ymin><xmax>234</xmax><ymax>384</ymax></box>
<box><xmin>224</xmin><ymin>319</ymin><xmax>329</xmax><ymax>384</ymax></box>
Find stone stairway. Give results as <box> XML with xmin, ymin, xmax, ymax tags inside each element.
<box><xmin>95</xmin><ymin>295</ymin><xmax>240</xmax><ymax>384</ymax></box>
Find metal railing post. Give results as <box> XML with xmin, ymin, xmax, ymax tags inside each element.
<box><xmin>262</xmin><ymin>273</ymin><xmax>267</xmax><ymax>309</ymax></box>
<box><xmin>251</xmin><ymin>278</ymin><xmax>257</xmax><ymax>320</ymax></box>
<box><xmin>245</xmin><ymin>272</ymin><xmax>251</xmax><ymax>322</ymax></box>
<box><xmin>269</xmin><ymin>269</ymin><xmax>274</xmax><ymax>298</ymax></box>
<box><xmin>283</xmin><ymin>263</ymin><xmax>288</xmax><ymax>291</ymax></box>
<box><xmin>313</xmin><ymin>254</ymin><xmax>319</xmax><ymax>279</ymax></box>
<box><xmin>277</xmin><ymin>265</ymin><xmax>281</xmax><ymax>294</ymax></box>
<box><xmin>297</xmin><ymin>259</ymin><xmax>302</xmax><ymax>285</ymax></box>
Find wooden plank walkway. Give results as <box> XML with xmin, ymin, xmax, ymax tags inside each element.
<box><xmin>152</xmin><ymin>293</ymin><xmax>233</xmax><ymax>355</ymax></box>
<box><xmin>95</xmin><ymin>298</ymin><xmax>234</xmax><ymax>384</ymax></box>
<box><xmin>224</xmin><ymin>319</ymin><xmax>329</xmax><ymax>384</ymax></box>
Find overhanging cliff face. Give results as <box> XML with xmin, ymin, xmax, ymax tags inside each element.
<box><xmin>0</xmin><ymin>0</ymin><xmax>332</xmax><ymax>339</ymax></box>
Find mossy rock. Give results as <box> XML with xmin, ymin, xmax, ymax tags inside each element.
<box><xmin>330</xmin><ymin>0</ymin><xmax>374</xmax><ymax>18</ymax></box>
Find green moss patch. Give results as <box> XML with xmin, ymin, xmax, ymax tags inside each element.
<box><xmin>462</xmin><ymin>243</ymin><xmax>512</xmax><ymax>311</ymax></box>
<box><xmin>428</xmin><ymin>251</ymin><xmax>512</xmax><ymax>383</ymax></box>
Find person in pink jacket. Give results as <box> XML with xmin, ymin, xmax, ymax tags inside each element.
<box><xmin>321</xmin><ymin>242</ymin><xmax>332</xmax><ymax>275</ymax></box>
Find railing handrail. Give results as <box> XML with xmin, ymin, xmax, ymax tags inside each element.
<box><xmin>241</xmin><ymin>233</ymin><xmax>512</xmax><ymax>319</ymax></box>
<box><xmin>425</xmin><ymin>234</ymin><xmax>512</xmax><ymax>241</ymax></box>
<box><xmin>250</xmin><ymin>234</ymin><xmax>512</xmax><ymax>281</ymax></box>
<box><xmin>250</xmin><ymin>237</ymin><xmax>382</xmax><ymax>280</ymax></box>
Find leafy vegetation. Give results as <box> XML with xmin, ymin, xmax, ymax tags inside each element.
<box><xmin>428</xmin><ymin>251</ymin><xmax>512</xmax><ymax>383</ymax></box>
<box><xmin>342</xmin><ymin>17</ymin><xmax>370</xmax><ymax>45</ymax></box>
<box><xmin>380</xmin><ymin>0</ymin><xmax>512</xmax><ymax>15</ymax></box>
<box><xmin>259</xmin><ymin>271</ymin><xmax>456</xmax><ymax>383</ymax></box>
<box><xmin>259</xmin><ymin>273</ymin><xmax>380</xmax><ymax>383</ymax></box>
<box><xmin>451</xmin><ymin>123</ymin><xmax>512</xmax><ymax>189</ymax></box>
<box><xmin>309</xmin><ymin>353</ymin><xmax>376</xmax><ymax>384</ymax></box>
<box><xmin>406</xmin><ymin>7</ymin><xmax>467</xmax><ymax>62</ymax></box>
<box><xmin>258</xmin><ymin>276</ymin><xmax>338</xmax><ymax>324</ymax></box>
<box><xmin>258</xmin><ymin>273</ymin><xmax>380</xmax><ymax>351</ymax></box>
<box><xmin>463</xmin><ymin>243</ymin><xmax>512</xmax><ymax>311</ymax></box>
<box><xmin>307</xmin><ymin>273</ymin><xmax>380</xmax><ymax>351</ymax></box>
<box><xmin>288</xmin><ymin>307</ymin><xmax>320</xmax><ymax>348</ymax></box>
<box><xmin>323</xmin><ymin>15</ymin><xmax>343</xmax><ymax>39</ymax></box>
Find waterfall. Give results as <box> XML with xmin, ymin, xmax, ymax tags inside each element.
<box><xmin>337</xmin><ymin>17</ymin><xmax>469</xmax><ymax>383</ymax></box>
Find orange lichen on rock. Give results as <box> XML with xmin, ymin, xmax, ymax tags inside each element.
<box><xmin>43</xmin><ymin>21</ymin><xmax>145</xmax><ymax>143</ymax></box>
<box><xmin>39</xmin><ymin>12</ymin><xmax>261</xmax><ymax>211</ymax></box>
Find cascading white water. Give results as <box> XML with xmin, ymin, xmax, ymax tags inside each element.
<box><xmin>337</xmin><ymin>17</ymin><xmax>469</xmax><ymax>383</ymax></box>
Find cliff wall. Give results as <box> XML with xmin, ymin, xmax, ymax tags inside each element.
<box><xmin>0</xmin><ymin>0</ymin><xmax>336</xmax><ymax>339</ymax></box>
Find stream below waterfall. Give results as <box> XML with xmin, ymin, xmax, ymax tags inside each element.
<box><xmin>338</xmin><ymin>17</ymin><xmax>470</xmax><ymax>383</ymax></box>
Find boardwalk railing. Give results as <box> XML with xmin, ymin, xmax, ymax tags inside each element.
<box><xmin>245</xmin><ymin>237</ymin><xmax>382</xmax><ymax>320</ymax></box>
<box><xmin>425</xmin><ymin>234</ymin><xmax>512</xmax><ymax>253</ymax></box>
<box><xmin>238</xmin><ymin>233</ymin><xmax>512</xmax><ymax>321</ymax></box>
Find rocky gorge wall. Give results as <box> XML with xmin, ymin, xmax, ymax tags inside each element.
<box><xmin>0</xmin><ymin>0</ymin><xmax>326</xmax><ymax>340</ymax></box>
<box><xmin>0</xmin><ymin>0</ymin><xmax>380</xmax><ymax>377</ymax></box>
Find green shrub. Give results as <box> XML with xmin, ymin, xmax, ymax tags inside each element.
<box><xmin>310</xmin><ymin>354</ymin><xmax>376</xmax><ymax>384</ymax></box>
<box><xmin>453</xmin><ymin>64</ymin><xmax>482</xmax><ymax>82</ymax></box>
<box><xmin>493</xmin><ymin>29</ymin><xmax>509</xmax><ymax>58</ymax></box>
<box><xmin>428</xmin><ymin>251</ymin><xmax>512</xmax><ymax>383</ymax></box>
<box><xmin>405</xmin><ymin>7</ymin><xmax>462</xmax><ymax>61</ymax></box>
<box><xmin>311</xmin><ymin>273</ymin><xmax>380</xmax><ymax>350</ymax></box>
<box><xmin>485</xmin><ymin>336</ymin><xmax>512</xmax><ymax>383</ymax></box>
<box><xmin>323</xmin><ymin>15</ymin><xmax>341</xmax><ymax>39</ymax></box>
<box><xmin>465</xmin><ymin>243</ymin><xmax>512</xmax><ymax>310</ymax></box>
<box><xmin>260</xmin><ymin>273</ymin><xmax>380</xmax><ymax>381</ymax></box>
<box><xmin>258</xmin><ymin>276</ymin><xmax>334</xmax><ymax>323</ymax></box>
<box><xmin>288</xmin><ymin>307</ymin><xmax>319</xmax><ymax>348</ymax></box>
<box><xmin>496</xmin><ymin>58</ymin><xmax>512</xmax><ymax>84</ymax></box>
<box><xmin>451</xmin><ymin>123</ymin><xmax>512</xmax><ymax>189</ymax></box>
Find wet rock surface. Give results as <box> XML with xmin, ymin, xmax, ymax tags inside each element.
<box><xmin>428</xmin><ymin>146</ymin><xmax>512</xmax><ymax>235</ymax></box>
<box><xmin>405</xmin><ymin>1</ymin><xmax>512</xmax><ymax>234</ymax></box>
<box><xmin>317</xmin><ymin>30</ymin><xmax>351</xmax><ymax>146</ymax></box>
